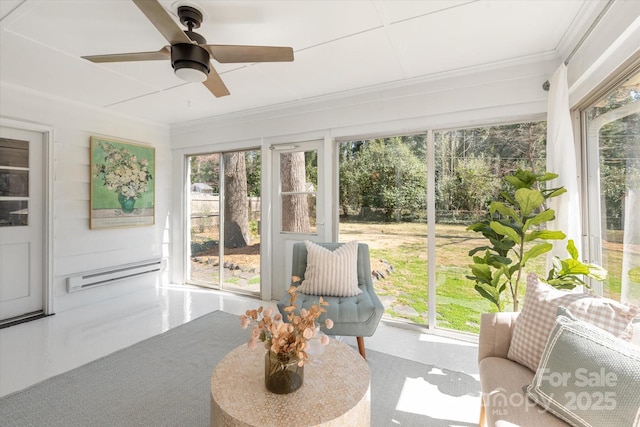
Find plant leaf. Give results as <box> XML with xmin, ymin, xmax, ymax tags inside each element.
<box><xmin>566</xmin><ymin>239</ymin><xmax>579</xmax><ymax>260</ymax></box>
<box><xmin>515</xmin><ymin>188</ymin><xmax>544</xmax><ymax>216</ymax></box>
<box><xmin>469</xmin><ymin>263</ymin><xmax>492</xmax><ymax>282</ymax></box>
<box><xmin>586</xmin><ymin>264</ymin><xmax>608</xmax><ymax>281</ymax></box>
<box><xmin>522</xmin><ymin>242</ymin><xmax>552</xmax><ymax>265</ymax></box>
<box><xmin>474</xmin><ymin>283</ymin><xmax>500</xmax><ymax>310</ymax></box>
<box><xmin>546</xmin><ymin>187</ymin><xmax>567</xmax><ymax>198</ymax></box>
<box><xmin>523</xmin><ymin>209</ymin><xmax>555</xmax><ymax>231</ymax></box>
<box><xmin>525</xmin><ymin>230</ymin><xmax>566</xmax><ymax>242</ymax></box>
<box><xmin>560</xmin><ymin>258</ymin><xmax>591</xmax><ymax>275</ymax></box>
<box><xmin>491</xmin><ymin>202</ymin><xmax>520</xmax><ymax>223</ymax></box>
<box><xmin>490</xmin><ymin>221</ymin><xmax>520</xmax><ymax>243</ymax></box>
<box><xmin>537</xmin><ymin>172</ymin><xmax>559</xmax><ymax>182</ymax></box>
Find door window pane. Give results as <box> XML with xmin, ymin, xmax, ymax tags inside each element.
<box><xmin>0</xmin><ymin>138</ymin><xmax>28</xmax><ymax>168</ymax></box>
<box><xmin>0</xmin><ymin>138</ymin><xmax>29</xmax><ymax>226</ymax></box>
<box><xmin>280</xmin><ymin>151</ymin><xmax>317</xmax><ymax>234</ymax></box>
<box><xmin>0</xmin><ymin>201</ymin><xmax>28</xmax><ymax>226</ymax></box>
<box><xmin>585</xmin><ymin>68</ymin><xmax>640</xmax><ymax>306</ymax></box>
<box><xmin>0</xmin><ymin>170</ymin><xmax>28</xmax><ymax>197</ymax></box>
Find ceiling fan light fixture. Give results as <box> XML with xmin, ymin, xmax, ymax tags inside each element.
<box><xmin>171</xmin><ymin>43</ymin><xmax>210</xmax><ymax>83</ymax></box>
<box><xmin>174</xmin><ymin>65</ymin><xmax>208</xmax><ymax>83</ymax></box>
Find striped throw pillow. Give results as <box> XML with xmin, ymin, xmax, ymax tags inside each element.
<box><xmin>297</xmin><ymin>240</ymin><xmax>362</xmax><ymax>297</ymax></box>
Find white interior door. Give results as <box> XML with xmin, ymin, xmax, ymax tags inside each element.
<box><xmin>0</xmin><ymin>127</ymin><xmax>44</xmax><ymax>323</ymax></box>
<box><xmin>271</xmin><ymin>140</ymin><xmax>328</xmax><ymax>300</ymax></box>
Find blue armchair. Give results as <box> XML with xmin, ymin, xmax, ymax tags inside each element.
<box><xmin>277</xmin><ymin>242</ymin><xmax>384</xmax><ymax>358</ymax></box>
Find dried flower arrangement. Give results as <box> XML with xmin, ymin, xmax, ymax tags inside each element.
<box><xmin>240</xmin><ymin>278</ymin><xmax>334</xmax><ymax>367</ymax></box>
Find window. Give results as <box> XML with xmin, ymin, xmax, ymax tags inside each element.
<box><xmin>338</xmin><ymin>136</ymin><xmax>428</xmax><ymax>324</ymax></box>
<box><xmin>338</xmin><ymin>122</ymin><xmax>547</xmax><ymax>334</ymax></box>
<box><xmin>433</xmin><ymin>122</ymin><xmax>547</xmax><ymax>331</ymax></box>
<box><xmin>584</xmin><ymin>66</ymin><xmax>640</xmax><ymax>306</ymax></box>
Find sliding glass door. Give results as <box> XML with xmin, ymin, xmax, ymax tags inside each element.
<box><xmin>187</xmin><ymin>150</ymin><xmax>261</xmax><ymax>296</ymax></box>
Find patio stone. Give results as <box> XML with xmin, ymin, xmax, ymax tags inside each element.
<box><xmin>393</xmin><ymin>304</ymin><xmax>419</xmax><ymax>317</ymax></box>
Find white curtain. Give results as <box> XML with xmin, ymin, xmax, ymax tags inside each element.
<box><xmin>546</xmin><ymin>64</ymin><xmax>582</xmax><ymax>265</ymax></box>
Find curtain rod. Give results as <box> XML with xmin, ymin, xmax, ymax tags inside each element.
<box><xmin>543</xmin><ymin>0</ymin><xmax>615</xmax><ymax>91</ymax></box>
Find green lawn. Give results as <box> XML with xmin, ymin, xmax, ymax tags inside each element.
<box><xmin>340</xmin><ymin>221</ymin><xmax>583</xmax><ymax>334</ymax></box>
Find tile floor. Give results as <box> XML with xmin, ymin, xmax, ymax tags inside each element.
<box><xmin>0</xmin><ymin>284</ymin><xmax>481</xmax><ymax>425</ymax></box>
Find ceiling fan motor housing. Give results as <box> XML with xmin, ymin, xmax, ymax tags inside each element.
<box><xmin>171</xmin><ymin>43</ymin><xmax>210</xmax><ymax>79</ymax></box>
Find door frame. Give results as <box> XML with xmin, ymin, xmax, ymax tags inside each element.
<box><xmin>0</xmin><ymin>117</ymin><xmax>54</xmax><ymax>316</ymax></box>
<box><xmin>268</xmin><ymin>137</ymin><xmax>334</xmax><ymax>301</ymax></box>
<box><xmin>176</xmin><ymin>141</ymin><xmax>264</xmax><ymax>295</ymax></box>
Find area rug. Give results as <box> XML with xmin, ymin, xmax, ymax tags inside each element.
<box><xmin>0</xmin><ymin>311</ymin><xmax>480</xmax><ymax>426</ymax></box>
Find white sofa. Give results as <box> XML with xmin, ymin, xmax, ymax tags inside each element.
<box><xmin>478</xmin><ymin>312</ymin><xmax>640</xmax><ymax>427</ymax></box>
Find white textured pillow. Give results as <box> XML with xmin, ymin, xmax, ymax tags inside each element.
<box><xmin>508</xmin><ymin>273</ymin><xmax>638</xmax><ymax>372</ymax></box>
<box><xmin>297</xmin><ymin>240</ymin><xmax>362</xmax><ymax>297</ymax></box>
<box><xmin>525</xmin><ymin>307</ymin><xmax>640</xmax><ymax>427</ymax></box>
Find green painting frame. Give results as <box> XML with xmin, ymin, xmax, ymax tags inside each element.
<box><xmin>90</xmin><ymin>136</ymin><xmax>155</xmax><ymax>229</ymax></box>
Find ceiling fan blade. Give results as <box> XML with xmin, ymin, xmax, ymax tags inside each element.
<box><xmin>204</xmin><ymin>45</ymin><xmax>294</xmax><ymax>63</ymax></box>
<box><xmin>203</xmin><ymin>64</ymin><xmax>230</xmax><ymax>97</ymax></box>
<box><xmin>82</xmin><ymin>47</ymin><xmax>170</xmax><ymax>63</ymax></box>
<box><xmin>132</xmin><ymin>0</ymin><xmax>192</xmax><ymax>45</ymax></box>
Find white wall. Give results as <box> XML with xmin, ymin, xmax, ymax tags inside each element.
<box><xmin>171</xmin><ymin>55</ymin><xmax>556</xmax><ymax>148</ymax></box>
<box><xmin>1</xmin><ymin>83</ymin><xmax>171</xmax><ymax>313</ymax></box>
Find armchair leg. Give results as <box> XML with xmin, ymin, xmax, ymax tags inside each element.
<box><xmin>356</xmin><ymin>336</ymin><xmax>366</xmax><ymax>359</ymax></box>
<box><xmin>479</xmin><ymin>396</ymin><xmax>486</xmax><ymax>427</ymax></box>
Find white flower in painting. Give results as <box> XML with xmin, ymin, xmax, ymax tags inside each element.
<box><xmin>94</xmin><ymin>142</ymin><xmax>153</xmax><ymax>200</ymax></box>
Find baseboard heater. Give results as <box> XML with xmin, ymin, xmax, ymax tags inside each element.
<box><xmin>66</xmin><ymin>258</ymin><xmax>163</xmax><ymax>293</ymax></box>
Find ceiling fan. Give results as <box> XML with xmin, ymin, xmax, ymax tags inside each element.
<box><xmin>82</xmin><ymin>0</ymin><xmax>294</xmax><ymax>97</ymax></box>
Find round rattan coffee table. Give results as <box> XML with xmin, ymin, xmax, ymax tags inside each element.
<box><xmin>210</xmin><ymin>339</ymin><xmax>371</xmax><ymax>426</ymax></box>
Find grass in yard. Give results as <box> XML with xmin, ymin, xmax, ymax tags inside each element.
<box><xmin>342</xmin><ymin>222</ymin><xmax>496</xmax><ymax>333</ymax></box>
<box><xmin>340</xmin><ymin>220</ymin><xmax>580</xmax><ymax>334</ymax></box>
<box><xmin>370</xmin><ymin>243</ymin><xmax>493</xmax><ymax>333</ymax></box>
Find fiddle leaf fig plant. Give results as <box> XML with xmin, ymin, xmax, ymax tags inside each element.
<box><xmin>466</xmin><ymin>169</ymin><xmax>567</xmax><ymax>312</ymax></box>
<box><xmin>546</xmin><ymin>239</ymin><xmax>608</xmax><ymax>289</ymax></box>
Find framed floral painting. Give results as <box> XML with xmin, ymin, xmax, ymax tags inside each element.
<box><xmin>90</xmin><ymin>136</ymin><xmax>155</xmax><ymax>229</ymax></box>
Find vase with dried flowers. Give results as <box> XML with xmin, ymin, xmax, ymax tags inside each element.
<box><xmin>240</xmin><ymin>280</ymin><xmax>334</xmax><ymax>394</ymax></box>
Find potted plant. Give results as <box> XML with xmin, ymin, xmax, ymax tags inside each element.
<box><xmin>466</xmin><ymin>169</ymin><xmax>606</xmax><ymax>311</ymax></box>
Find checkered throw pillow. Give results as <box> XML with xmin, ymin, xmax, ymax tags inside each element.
<box><xmin>507</xmin><ymin>273</ymin><xmax>638</xmax><ymax>372</ymax></box>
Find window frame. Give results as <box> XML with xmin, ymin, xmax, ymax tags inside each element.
<box><xmin>577</xmin><ymin>56</ymin><xmax>640</xmax><ymax>298</ymax></box>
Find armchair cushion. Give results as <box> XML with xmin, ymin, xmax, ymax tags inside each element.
<box><xmin>277</xmin><ymin>242</ymin><xmax>384</xmax><ymax>338</ymax></box>
<box><xmin>296</xmin><ymin>240</ymin><xmax>362</xmax><ymax>297</ymax></box>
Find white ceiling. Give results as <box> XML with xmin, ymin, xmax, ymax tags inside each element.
<box><xmin>0</xmin><ymin>0</ymin><xmax>605</xmax><ymax>126</ymax></box>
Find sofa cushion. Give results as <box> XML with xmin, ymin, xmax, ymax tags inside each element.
<box><xmin>507</xmin><ymin>273</ymin><xmax>638</xmax><ymax>372</ymax></box>
<box><xmin>479</xmin><ymin>357</ymin><xmax>570</xmax><ymax>427</ymax></box>
<box><xmin>296</xmin><ymin>240</ymin><xmax>362</xmax><ymax>297</ymax></box>
<box><xmin>525</xmin><ymin>307</ymin><xmax>640</xmax><ymax>427</ymax></box>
